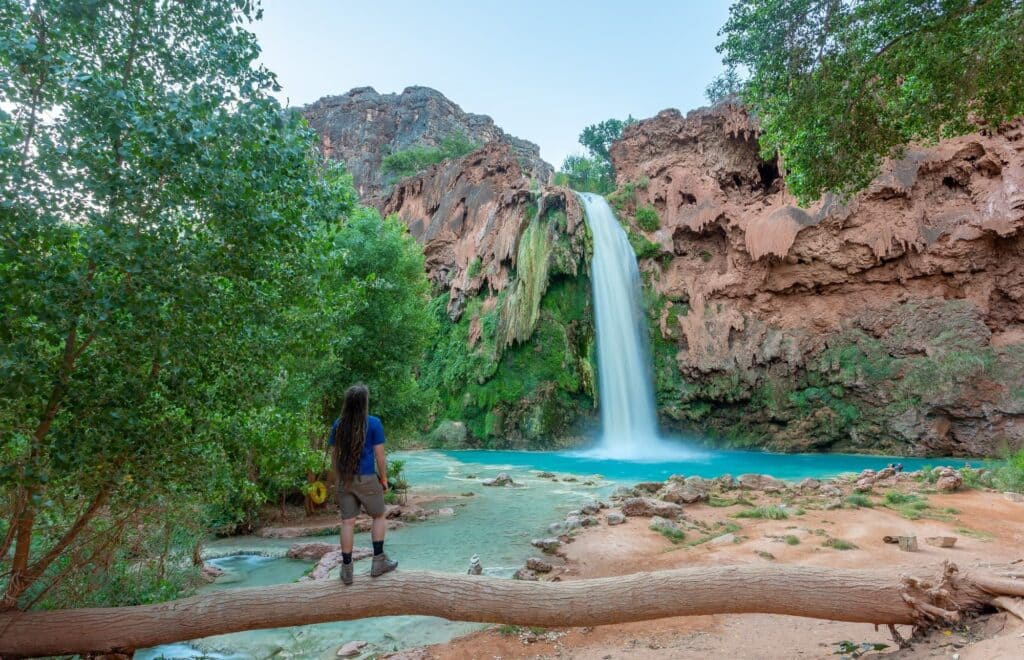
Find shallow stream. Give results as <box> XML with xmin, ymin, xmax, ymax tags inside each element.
<box><xmin>139</xmin><ymin>448</ymin><xmax>965</xmax><ymax>659</ymax></box>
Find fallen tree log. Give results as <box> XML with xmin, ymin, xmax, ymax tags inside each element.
<box><xmin>1</xmin><ymin>562</ymin><xmax>1022</xmax><ymax>658</ymax></box>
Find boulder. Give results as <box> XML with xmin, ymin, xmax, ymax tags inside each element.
<box><xmin>620</xmin><ymin>497</ymin><xmax>683</xmax><ymax>518</ymax></box>
<box><xmin>605</xmin><ymin>512</ymin><xmax>626</xmax><ymax>525</ymax></box>
<box><xmin>580</xmin><ymin>502</ymin><xmax>601</xmax><ymax>515</ymax></box>
<box><xmin>467</xmin><ymin>554</ymin><xmax>482</xmax><ymax>575</ymax></box>
<box><xmin>610</xmin><ymin>486</ymin><xmax>637</xmax><ymax>499</ymax></box>
<box><xmin>526</xmin><ymin>557</ymin><xmax>553</xmax><ymax>573</ymax></box>
<box><xmin>481</xmin><ymin>472</ymin><xmax>515</xmax><ymax>487</ymax></box>
<box><xmin>684</xmin><ymin>476</ymin><xmax>709</xmax><ymax>489</ymax></box>
<box><xmin>797</xmin><ymin>478</ymin><xmax>821</xmax><ymax>491</ymax></box>
<box><xmin>710</xmin><ymin>533</ymin><xmax>737</xmax><ymax>546</ymax></box>
<box><xmin>200</xmin><ymin>563</ymin><xmax>224</xmax><ymax>582</ymax></box>
<box><xmin>530</xmin><ymin>537</ymin><xmax>562</xmax><ymax>554</ymax></box>
<box><xmin>336</xmin><ymin>641</ymin><xmax>369</xmax><ymax>658</ymax></box>
<box><xmin>661</xmin><ymin>482</ymin><xmax>708</xmax><ymax>504</ymax></box>
<box><xmin>513</xmin><ymin>568</ymin><xmax>539</xmax><ymax>581</ymax></box>
<box><xmin>853</xmin><ymin>477</ymin><xmax>875</xmax><ymax>493</ymax></box>
<box><xmin>287</xmin><ymin>542</ymin><xmax>338</xmax><ymax>561</ymax></box>
<box><xmin>936</xmin><ymin>468</ymin><xmax>964</xmax><ymax>492</ymax></box>
<box><xmin>634</xmin><ymin>481</ymin><xmax>664</xmax><ymax>493</ymax></box>
<box><xmin>738</xmin><ymin>473</ymin><xmax>787</xmax><ymax>492</ymax></box>
<box><xmin>715</xmin><ymin>474</ymin><xmax>736</xmax><ymax>489</ymax></box>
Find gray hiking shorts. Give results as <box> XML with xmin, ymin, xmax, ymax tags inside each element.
<box><xmin>338</xmin><ymin>474</ymin><xmax>386</xmax><ymax>519</ymax></box>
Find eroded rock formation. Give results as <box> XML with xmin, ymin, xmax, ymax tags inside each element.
<box><xmin>303</xmin><ymin>86</ymin><xmax>552</xmax><ymax>202</ymax></box>
<box><xmin>380</xmin><ymin>142</ymin><xmax>595</xmax><ymax>446</ymax></box>
<box><xmin>610</xmin><ymin>103</ymin><xmax>1024</xmax><ymax>455</ymax></box>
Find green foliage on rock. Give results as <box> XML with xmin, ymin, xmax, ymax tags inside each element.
<box><xmin>634</xmin><ymin>205</ymin><xmax>660</xmax><ymax>231</ymax></box>
<box><xmin>0</xmin><ymin>0</ymin><xmax>432</xmax><ymax>610</ymax></box>
<box><xmin>381</xmin><ymin>133</ymin><xmax>478</xmax><ymax>179</ymax></box>
<box><xmin>715</xmin><ymin>0</ymin><xmax>1024</xmax><ymax>203</ymax></box>
<box><xmin>420</xmin><ymin>204</ymin><xmax>596</xmax><ymax>447</ymax></box>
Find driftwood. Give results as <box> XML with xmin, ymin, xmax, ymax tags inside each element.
<box><xmin>1</xmin><ymin>563</ymin><xmax>1023</xmax><ymax>658</ymax></box>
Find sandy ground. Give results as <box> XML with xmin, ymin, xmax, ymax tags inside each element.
<box><xmin>415</xmin><ymin>488</ymin><xmax>1024</xmax><ymax>660</ymax></box>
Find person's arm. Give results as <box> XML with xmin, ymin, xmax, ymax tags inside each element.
<box><xmin>374</xmin><ymin>444</ymin><xmax>388</xmax><ymax>489</ymax></box>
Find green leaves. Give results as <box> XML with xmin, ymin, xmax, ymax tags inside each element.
<box><xmin>0</xmin><ymin>0</ymin><xmax>432</xmax><ymax>609</ymax></box>
<box><xmin>716</xmin><ymin>0</ymin><xmax>1024</xmax><ymax>203</ymax></box>
<box><xmin>557</xmin><ymin>117</ymin><xmax>635</xmax><ymax>194</ymax></box>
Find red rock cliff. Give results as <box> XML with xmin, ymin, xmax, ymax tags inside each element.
<box><xmin>610</xmin><ymin>103</ymin><xmax>1023</xmax><ymax>456</ymax></box>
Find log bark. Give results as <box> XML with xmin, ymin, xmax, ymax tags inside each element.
<box><xmin>0</xmin><ymin>563</ymin><xmax>1019</xmax><ymax>658</ymax></box>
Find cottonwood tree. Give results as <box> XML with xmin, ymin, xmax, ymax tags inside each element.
<box><xmin>715</xmin><ymin>0</ymin><xmax>1024</xmax><ymax>203</ymax></box>
<box><xmin>0</xmin><ymin>0</ymin><xmax>432</xmax><ymax>610</ymax></box>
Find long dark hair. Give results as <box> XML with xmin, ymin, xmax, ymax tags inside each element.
<box><xmin>333</xmin><ymin>384</ymin><xmax>369</xmax><ymax>486</ymax></box>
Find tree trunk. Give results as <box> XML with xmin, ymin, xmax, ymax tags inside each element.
<box><xmin>1</xmin><ymin>563</ymin><xmax>1022</xmax><ymax>658</ymax></box>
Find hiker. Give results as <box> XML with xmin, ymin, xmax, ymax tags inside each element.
<box><xmin>330</xmin><ymin>384</ymin><xmax>397</xmax><ymax>584</ymax></box>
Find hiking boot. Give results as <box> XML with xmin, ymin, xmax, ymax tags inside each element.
<box><xmin>370</xmin><ymin>553</ymin><xmax>397</xmax><ymax>577</ymax></box>
<box><xmin>340</xmin><ymin>562</ymin><xmax>353</xmax><ymax>585</ymax></box>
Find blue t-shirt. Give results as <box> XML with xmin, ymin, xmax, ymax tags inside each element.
<box><xmin>330</xmin><ymin>415</ymin><xmax>385</xmax><ymax>476</ymax></box>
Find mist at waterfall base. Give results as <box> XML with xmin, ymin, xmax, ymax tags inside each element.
<box><xmin>575</xmin><ymin>193</ymin><xmax>702</xmax><ymax>462</ymax></box>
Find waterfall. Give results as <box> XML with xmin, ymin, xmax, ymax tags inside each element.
<box><xmin>577</xmin><ymin>192</ymin><xmax>695</xmax><ymax>460</ymax></box>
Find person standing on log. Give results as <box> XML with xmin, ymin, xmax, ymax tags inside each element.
<box><xmin>330</xmin><ymin>384</ymin><xmax>397</xmax><ymax>585</ymax></box>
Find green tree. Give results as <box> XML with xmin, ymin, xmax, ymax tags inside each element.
<box><xmin>579</xmin><ymin>117</ymin><xmax>636</xmax><ymax>163</ymax></box>
<box><xmin>716</xmin><ymin>0</ymin><xmax>1024</xmax><ymax>204</ymax></box>
<box><xmin>0</xmin><ymin>0</ymin><xmax>432</xmax><ymax>610</ymax></box>
<box><xmin>556</xmin><ymin>117</ymin><xmax>637</xmax><ymax>194</ymax></box>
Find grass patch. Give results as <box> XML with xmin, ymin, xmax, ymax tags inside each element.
<box><xmin>734</xmin><ymin>505</ymin><xmax>789</xmax><ymax>520</ymax></box>
<box><xmin>687</xmin><ymin>522</ymin><xmax>742</xmax><ymax>546</ymax></box>
<box><xmin>880</xmin><ymin>491</ymin><xmax>948</xmax><ymax>521</ymax></box>
<box><xmin>955</xmin><ymin>526</ymin><xmax>994</xmax><ymax>541</ymax></box>
<box><xmin>784</xmin><ymin>535</ymin><xmax>800</xmax><ymax>545</ymax></box>
<box><xmin>653</xmin><ymin>525</ymin><xmax>686</xmax><ymax>544</ymax></box>
<box><xmin>823</xmin><ymin>538</ymin><xmax>858</xmax><ymax>550</ymax></box>
<box><xmin>708</xmin><ymin>495</ymin><xmax>755</xmax><ymax>508</ymax></box>
<box><xmin>844</xmin><ymin>493</ymin><xmax>874</xmax><ymax>508</ymax></box>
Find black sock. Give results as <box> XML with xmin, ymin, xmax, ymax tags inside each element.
<box><xmin>372</xmin><ymin>540</ymin><xmax>384</xmax><ymax>556</ymax></box>
<box><xmin>342</xmin><ymin>552</ymin><xmax>352</xmax><ymax>565</ymax></box>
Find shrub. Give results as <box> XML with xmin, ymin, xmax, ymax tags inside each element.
<box><xmin>994</xmin><ymin>449</ymin><xmax>1024</xmax><ymax>492</ymax></box>
<box><xmin>381</xmin><ymin>133</ymin><xmax>478</xmax><ymax>179</ymax></box>
<box><xmin>635</xmin><ymin>205</ymin><xmax>660</xmax><ymax>231</ymax></box>
<box><xmin>466</xmin><ymin>257</ymin><xmax>482</xmax><ymax>279</ymax></box>
<box><xmin>823</xmin><ymin>538</ymin><xmax>858</xmax><ymax>550</ymax></box>
<box><xmin>735</xmin><ymin>505</ymin><xmax>789</xmax><ymax>520</ymax></box>
<box><xmin>784</xmin><ymin>535</ymin><xmax>800</xmax><ymax>545</ymax></box>
<box><xmin>844</xmin><ymin>493</ymin><xmax>873</xmax><ymax>508</ymax></box>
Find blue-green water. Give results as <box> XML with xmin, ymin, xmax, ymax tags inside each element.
<box><xmin>139</xmin><ymin>448</ymin><xmax>966</xmax><ymax>659</ymax></box>
<box><xmin>443</xmin><ymin>448</ymin><xmax>967</xmax><ymax>482</ymax></box>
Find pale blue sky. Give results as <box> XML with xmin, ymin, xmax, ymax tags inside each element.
<box><xmin>251</xmin><ymin>1</ymin><xmax>732</xmax><ymax>167</ymax></box>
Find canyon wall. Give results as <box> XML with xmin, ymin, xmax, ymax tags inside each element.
<box><xmin>609</xmin><ymin>103</ymin><xmax>1023</xmax><ymax>455</ymax></box>
<box><xmin>380</xmin><ymin>143</ymin><xmax>596</xmax><ymax>446</ymax></box>
<box><xmin>303</xmin><ymin>86</ymin><xmax>552</xmax><ymax>203</ymax></box>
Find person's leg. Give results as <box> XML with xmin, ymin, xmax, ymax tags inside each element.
<box><xmin>341</xmin><ymin>518</ymin><xmax>356</xmax><ymax>554</ymax></box>
<box><xmin>338</xmin><ymin>488</ymin><xmax>358</xmax><ymax>585</ymax></box>
<box><xmin>356</xmin><ymin>476</ymin><xmax>396</xmax><ymax>576</ymax></box>
<box><xmin>371</xmin><ymin>514</ymin><xmax>386</xmax><ymax>552</ymax></box>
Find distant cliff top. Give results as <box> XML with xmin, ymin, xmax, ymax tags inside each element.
<box><xmin>303</xmin><ymin>86</ymin><xmax>553</xmax><ymax>202</ymax></box>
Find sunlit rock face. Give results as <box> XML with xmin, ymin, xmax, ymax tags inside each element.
<box><xmin>611</xmin><ymin>102</ymin><xmax>1023</xmax><ymax>456</ymax></box>
<box><xmin>302</xmin><ymin>86</ymin><xmax>552</xmax><ymax>204</ymax></box>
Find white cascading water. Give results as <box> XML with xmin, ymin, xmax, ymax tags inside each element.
<box><xmin>577</xmin><ymin>192</ymin><xmax>696</xmax><ymax>460</ymax></box>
